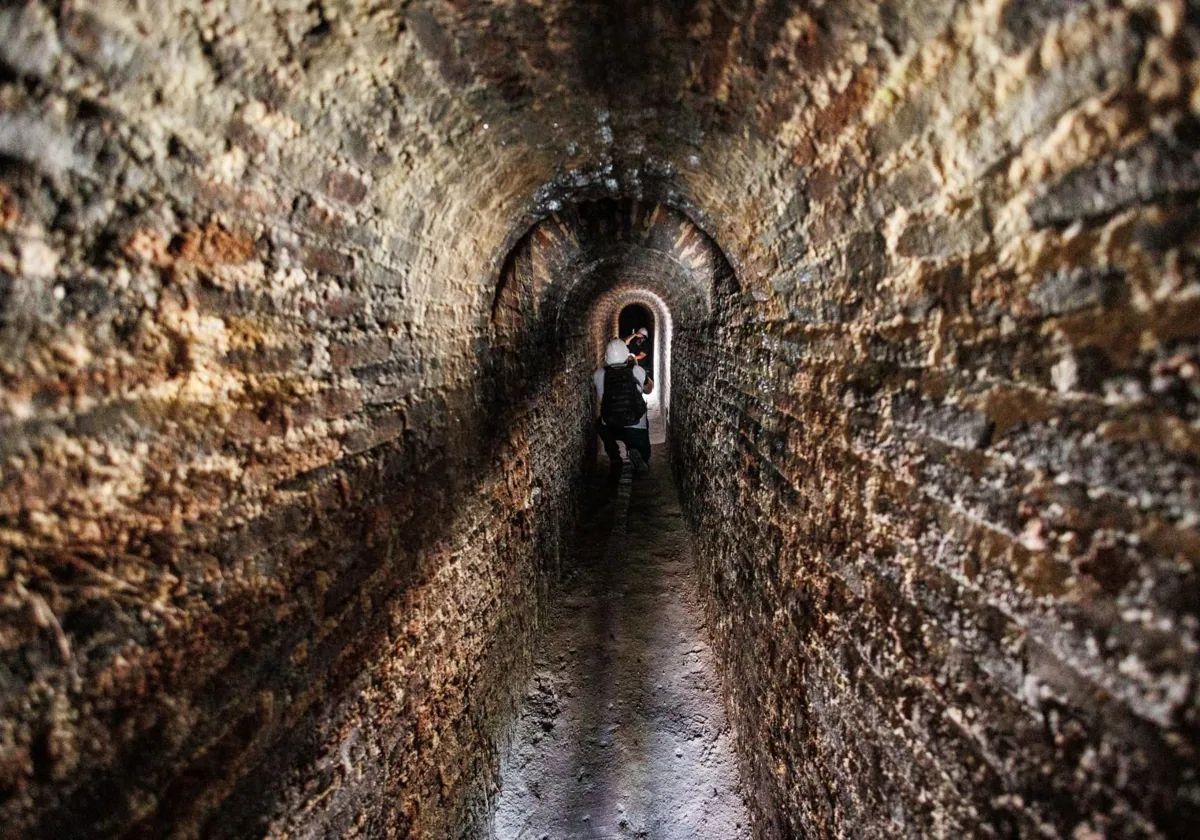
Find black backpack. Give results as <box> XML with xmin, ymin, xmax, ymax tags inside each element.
<box><xmin>601</xmin><ymin>365</ymin><xmax>647</xmax><ymax>427</ymax></box>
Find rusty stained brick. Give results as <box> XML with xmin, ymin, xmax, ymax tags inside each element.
<box><xmin>174</xmin><ymin>222</ymin><xmax>258</xmax><ymax>266</ymax></box>
<box><xmin>302</xmin><ymin>246</ymin><xmax>355</xmax><ymax>276</ymax></box>
<box><xmin>323</xmin><ymin>169</ymin><xmax>369</xmax><ymax>205</ymax></box>
<box><xmin>329</xmin><ymin>335</ymin><xmax>392</xmax><ymax>369</ymax></box>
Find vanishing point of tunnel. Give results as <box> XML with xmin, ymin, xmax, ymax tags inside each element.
<box><xmin>1</xmin><ymin>1</ymin><xmax>1199</xmax><ymax>838</ymax></box>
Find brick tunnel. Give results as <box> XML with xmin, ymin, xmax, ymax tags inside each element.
<box><xmin>1</xmin><ymin>1</ymin><xmax>1198</xmax><ymax>838</ymax></box>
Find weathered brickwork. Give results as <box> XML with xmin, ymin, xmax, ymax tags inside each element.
<box><xmin>1</xmin><ymin>0</ymin><xmax>1197</xmax><ymax>837</ymax></box>
<box><xmin>0</xmin><ymin>3</ymin><xmax>591</xmax><ymax>837</ymax></box>
<box><xmin>672</xmin><ymin>1</ymin><xmax>1200</xmax><ymax>838</ymax></box>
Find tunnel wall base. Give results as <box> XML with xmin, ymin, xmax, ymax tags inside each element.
<box><xmin>673</xmin><ymin>293</ymin><xmax>1196</xmax><ymax>837</ymax></box>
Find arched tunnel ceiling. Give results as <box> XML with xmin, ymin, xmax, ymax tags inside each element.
<box><xmin>492</xmin><ymin>200</ymin><xmax>736</xmax><ymax>343</ymax></box>
<box><xmin>555</xmin><ymin>249</ymin><xmax>703</xmax><ymax>329</ymax></box>
<box><xmin>2</xmin><ymin>0</ymin><xmax>961</xmax><ymax>301</ymax></box>
<box><xmin>402</xmin><ymin>0</ymin><xmax>895</xmax><ymax>268</ymax></box>
<box><xmin>3</xmin><ymin>1</ymin><xmax>1198</xmax><ymax>837</ymax></box>
<box><xmin>7</xmin><ymin>0</ymin><xmax>1144</xmax><ymax>315</ymax></box>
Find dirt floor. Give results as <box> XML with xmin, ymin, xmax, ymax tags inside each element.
<box><xmin>491</xmin><ymin>445</ymin><xmax>751</xmax><ymax>839</ymax></box>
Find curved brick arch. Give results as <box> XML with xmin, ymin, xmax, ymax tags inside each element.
<box><xmin>492</xmin><ymin>199</ymin><xmax>735</xmax><ymax>340</ymax></box>
<box><xmin>592</xmin><ymin>288</ymin><xmax>674</xmax><ymax>423</ymax></box>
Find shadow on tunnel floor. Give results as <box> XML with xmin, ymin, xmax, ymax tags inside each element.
<box><xmin>490</xmin><ymin>454</ymin><xmax>751</xmax><ymax>839</ymax></box>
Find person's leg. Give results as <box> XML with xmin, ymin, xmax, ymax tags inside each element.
<box><xmin>596</xmin><ymin>420</ymin><xmax>622</xmax><ymax>473</ymax></box>
<box><xmin>625</xmin><ymin>427</ymin><xmax>651</xmax><ymax>475</ymax></box>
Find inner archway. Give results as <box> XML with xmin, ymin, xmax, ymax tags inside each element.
<box><xmin>601</xmin><ymin>292</ymin><xmax>674</xmax><ymax>441</ymax></box>
<box><xmin>616</xmin><ymin>302</ymin><xmax>658</xmax><ymax>435</ymax></box>
<box><xmin>488</xmin><ymin>200</ymin><xmax>740</xmax><ymax>837</ymax></box>
<box><xmin>491</xmin><ymin>199</ymin><xmax>734</xmax><ymax>454</ymax></box>
<box><xmin>618</xmin><ymin>303</ymin><xmax>654</xmax><ymax>339</ymax></box>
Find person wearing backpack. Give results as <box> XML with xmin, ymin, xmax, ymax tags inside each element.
<box><xmin>594</xmin><ymin>338</ymin><xmax>654</xmax><ymax>477</ymax></box>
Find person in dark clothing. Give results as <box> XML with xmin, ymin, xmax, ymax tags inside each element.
<box><xmin>624</xmin><ymin>326</ymin><xmax>652</xmax><ymax>374</ymax></box>
<box><xmin>595</xmin><ymin>338</ymin><xmax>653</xmax><ymax>477</ymax></box>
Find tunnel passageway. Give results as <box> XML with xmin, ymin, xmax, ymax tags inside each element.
<box><xmin>2</xmin><ymin>1</ymin><xmax>1198</xmax><ymax>837</ymax></box>
<box><xmin>492</xmin><ymin>455</ymin><xmax>749</xmax><ymax>840</ymax></box>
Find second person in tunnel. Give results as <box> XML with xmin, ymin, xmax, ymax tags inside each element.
<box><xmin>624</xmin><ymin>326</ymin><xmax>652</xmax><ymax>373</ymax></box>
<box><xmin>595</xmin><ymin>338</ymin><xmax>653</xmax><ymax>478</ymax></box>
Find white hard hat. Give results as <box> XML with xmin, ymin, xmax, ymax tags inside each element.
<box><xmin>605</xmin><ymin>338</ymin><xmax>632</xmax><ymax>366</ymax></box>
<box><xmin>635</xmin><ymin>327</ymin><xmax>649</xmax><ymax>337</ymax></box>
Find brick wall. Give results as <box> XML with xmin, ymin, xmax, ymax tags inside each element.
<box><xmin>1</xmin><ymin>1</ymin><xmax>1196</xmax><ymax>837</ymax></box>
<box><xmin>0</xmin><ymin>3</ymin><xmax>588</xmax><ymax>836</ymax></box>
<box><xmin>671</xmin><ymin>1</ymin><xmax>1200</xmax><ymax>837</ymax></box>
